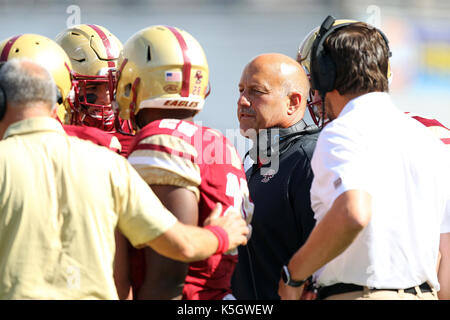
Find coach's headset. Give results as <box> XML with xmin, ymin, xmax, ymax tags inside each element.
<box><xmin>310</xmin><ymin>15</ymin><xmax>392</xmax><ymax>126</ymax></box>
<box><xmin>0</xmin><ymin>62</ymin><xmax>6</xmax><ymax>121</ymax></box>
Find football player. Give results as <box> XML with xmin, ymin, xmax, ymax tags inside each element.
<box><xmin>115</xmin><ymin>25</ymin><xmax>254</xmax><ymax>300</ymax></box>
<box><xmin>56</xmin><ymin>24</ymin><xmax>134</xmax><ymax>156</ymax></box>
<box><xmin>0</xmin><ymin>33</ymin><xmax>121</xmax><ymax>152</ymax></box>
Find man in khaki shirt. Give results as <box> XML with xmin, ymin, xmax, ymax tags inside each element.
<box><xmin>0</xmin><ymin>58</ymin><xmax>249</xmax><ymax>299</ymax></box>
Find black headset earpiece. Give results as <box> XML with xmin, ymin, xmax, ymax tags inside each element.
<box><xmin>310</xmin><ymin>16</ymin><xmax>350</xmax><ymax>98</ymax></box>
<box><xmin>310</xmin><ymin>15</ymin><xmax>391</xmax><ymax>98</ymax></box>
<box><xmin>0</xmin><ymin>84</ymin><xmax>6</xmax><ymax>121</ymax></box>
<box><xmin>0</xmin><ymin>61</ymin><xmax>6</xmax><ymax>121</ymax></box>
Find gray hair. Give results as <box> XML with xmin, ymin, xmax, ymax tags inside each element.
<box><xmin>0</xmin><ymin>58</ymin><xmax>57</xmax><ymax>108</ymax></box>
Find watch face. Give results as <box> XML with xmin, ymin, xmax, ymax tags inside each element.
<box><xmin>282</xmin><ymin>265</ymin><xmax>306</xmax><ymax>287</ymax></box>
<box><xmin>281</xmin><ymin>266</ymin><xmax>289</xmax><ymax>284</ymax></box>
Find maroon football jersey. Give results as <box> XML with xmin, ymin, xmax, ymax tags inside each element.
<box><xmin>63</xmin><ymin>124</ymin><xmax>121</xmax><ymax>153</ymax></box>
<box><xmin>127</xmin><ymin>119</ymin><xmax>253</xmax><ymax>300</ymax></box>
<box><xmin>112</xmin><ymin>131</ymin><xmax>134</xmax><ymax>157</ymax></box>
<box><xmin>405</xmin><ymin>112</ymin><xmax>450</xmax><ymax>145</ymax></box>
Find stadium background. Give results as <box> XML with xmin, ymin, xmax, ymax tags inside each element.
<box><xmin>1</xmin><ymin>0</ymin><xmax>449</xmax><ymax>157</ymax></box>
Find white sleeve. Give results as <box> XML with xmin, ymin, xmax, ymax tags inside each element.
<box><xmin>441</xmin><ymin>157</ymin><xmax>450</xmax><ymax>234</ymax></box>
<box><xmin>439</xmin><ymin>147</ymin><xmax>450</xmax><ymax>234</ymax></box>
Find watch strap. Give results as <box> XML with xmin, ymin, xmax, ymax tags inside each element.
<box><xmin>282</xmin><ymin>265</ymin><xmax>308</xmax><ymax>287</ymax></box>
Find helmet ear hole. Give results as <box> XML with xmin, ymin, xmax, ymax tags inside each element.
<box><xmin>124</xmin><ymin>83</ymin><xmax>132</xmax><ymax>97</ymax></box>
<box><xmin>56</xmin><ymin>88</ymin><xmax>63</xmax><ymax>105</ymax></box>
<box><xmin>146</xmin><ymin>46</ymin><xmax>151</xmax><ymax>62</ymax></box>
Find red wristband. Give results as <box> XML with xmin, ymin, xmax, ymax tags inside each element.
<box><xmin>204</xmin><ymin>225</ymin><xmax>229</xmax><ymax>255</ymax></box>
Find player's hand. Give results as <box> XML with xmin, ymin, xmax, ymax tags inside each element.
<box><xmin>204</xmin><ymin>203</ymin><xmax>249</xmax><ymax>251</ymax></box>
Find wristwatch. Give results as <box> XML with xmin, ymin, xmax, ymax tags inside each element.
<box><xmin>281</xmin><ymin>265</ymin><xmax>307</xmax><ymax>287</ymax></box>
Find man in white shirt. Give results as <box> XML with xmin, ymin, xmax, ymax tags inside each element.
<box><xmin>278</xmin><ymin>16</ymin><xmax>450</xmax><ymax>300</ymax></box>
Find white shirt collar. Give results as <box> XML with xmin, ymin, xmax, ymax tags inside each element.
<box><xmin>339</xmin><ymin>92</ymin><xmax>392</xmax><ymax>119</ymax></box>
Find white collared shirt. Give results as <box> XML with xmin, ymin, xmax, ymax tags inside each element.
<box><xmin>310</xmin><ymin>92</ymin><xmax>450</xmax><ymax>290</ymax></box>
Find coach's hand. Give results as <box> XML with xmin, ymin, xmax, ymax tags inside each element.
<box><xmin>278</xmin><ymin>279</ymin><xmax>304</xmax><ymax>300</ymax></box>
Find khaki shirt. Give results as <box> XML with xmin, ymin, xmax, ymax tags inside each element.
<box><xmin>0</xmin><ymin>117</ymin><xmax>177</xmax><ymax>299</ymax></box>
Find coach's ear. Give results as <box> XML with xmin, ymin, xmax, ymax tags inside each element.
<box><xmin>50</xmin><ymin>103</ymin><xmax>58</xmax><ymax>118</ymax></box>
<box><xmin>287</xmin><ymin>91</ymin><xmax>306</xmax><ymax>121</ymax></box>
<box><xmin>287</xmin><ymin>91</ymin><xmax>302</xmax><ymax>114</ymax></box>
